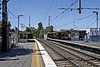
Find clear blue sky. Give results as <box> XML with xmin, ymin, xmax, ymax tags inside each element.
<box><xmin>8</xmin><ymin>0</ymin><xmax>100</xmax><ymax>31</ymax></box>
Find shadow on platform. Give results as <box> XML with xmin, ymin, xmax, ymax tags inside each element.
<box><xmin>0</xmin><ymin>45</ymin><xmax>33</xmax><ymax>59</ymax></box>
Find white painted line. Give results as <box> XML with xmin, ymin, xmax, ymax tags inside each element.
<box><xmin>35</xmin><ymin>39</ymin><xmax>57</xmax><ymax>67</ymax></box>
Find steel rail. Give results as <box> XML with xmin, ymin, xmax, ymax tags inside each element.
<box><xmin>38</xmin><ymin>39</ymin><xmax>100</xmax><ymax>67</ymax></box>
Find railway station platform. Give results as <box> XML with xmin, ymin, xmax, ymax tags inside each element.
<box><xmin>47</xmin><ymin>38</ymin><xmax>100</xmax><ymax>49</ymax></box>
<box><xmin>47</xmin><ymin>38</ymin><xmax>100</xmax><ymax>54</ymax></box>
<box><xmin>33</xmin><ymin>39</ymin><xmax>57</xmax><ymax>67</ymax></box>
<box><xmin>0</xmin><ymin>39</ymin><xmax>57</xmax><ymax>67</ymax></box>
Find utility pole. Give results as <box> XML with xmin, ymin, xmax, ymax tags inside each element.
<box><xmin>0</xmin><ymin>0</ymin><xmax>1</xmax><ymax>19</ymax></box>
<box><xmin>48</xmin><ymin>16</ymin><xmax>51</xmax><ymax>26</ymax></box>
<box><xmin>29</xmin><ymin>15</ymin><xmax>31</xmax><ymax>27</ymax></box>
<box><xmin>1</xmin><ymin>0</ymin><xmax>9</xmax><ymax>52</ymax></box>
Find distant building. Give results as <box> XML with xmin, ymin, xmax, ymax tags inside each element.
<box><xmin>19</xmin><ymin>31</ymin><xmax>33</xmax><ymax>42</ymax></box>
<box><xmin>80</xmin><ymin>28</ymin><xmax>100</xmax><ymax>42</ymax></box>
<box><xmin>10</xmin><ymin>31</ymin><xmax>33</xmax><ymax>42</ymax></box>
<box><xmin>89</xmin><ymin>28</ymin><xmax>100</xmax><ymax>42</ymax></box>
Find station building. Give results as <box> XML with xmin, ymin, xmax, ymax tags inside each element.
<box><xmin>10</xmin><ymin>31</ymin><xmax>33</xmax><ymax>43</ymax></box>
<box><xmin>47</xmin><ymin>29</ymin><xmax>86</xmax><ymax>41</ymax></box>
<box><xmin>84</xmin><ymin>28</ymin><xmax>100</xmax><ymax>42</ymax></box>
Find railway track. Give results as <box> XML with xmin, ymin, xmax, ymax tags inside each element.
<box><xmin>38</xmin><ymin>39</ymin><xmax>100</xmax><ymax>67</ymax></box>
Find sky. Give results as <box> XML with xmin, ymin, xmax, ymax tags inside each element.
<box><xmin>7</xmin><ymin>0</ymin><xmax>100</xmax><ymax>31</ymax></box>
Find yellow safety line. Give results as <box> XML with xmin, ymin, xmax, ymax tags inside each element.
<box><xmin>36</xmin><ymin>43</ymin><xmax>40</xmax><ymax>67</ymax></box>
<box><xmin>31</xmin><ymin>42</ymin><xmax>43</xmax><ymax>67</ymax></box>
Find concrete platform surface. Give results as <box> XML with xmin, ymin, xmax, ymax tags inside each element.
<box><xmin>35</xmin><ymin>39</ymin><xmax>57</xmax><ymax>67</ymax></box>
<box><xmin>48</xmin><ymin>38</ymin><xmax>100</xmax><ymax>49</ymax></box>
<box><xmin>0</xmin><ymin>40</ymin><xmax>57</xmax><ymax>67</ymax></box>
<box><xmin>0</xmin><ymin>43</ymin><xmax>33</xmax><ymax>67</ymax></box>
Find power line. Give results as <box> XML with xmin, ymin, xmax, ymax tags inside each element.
<box><xmin>54</xmin><ymin>22</ymin><xmax>73</xmax><ymax>29</ymax></box>
<box><xmin>7</xmin><ymin>8</ymin><xmax>17</xmax><ymax>18</ymax></box>
<box><xmin>79</xmin><ymin>16</ymin><xmax>95</xmax><ymax>29</ymax></box>
<box><xmin>54</xmin><ymin>14</ymin><xmax>95</xmax><ymax>30</ymax></box>
<box><xmin>51</xmin><ymin>0</ymin><xmax>78</xmax><ymax>24</ymax></box>
<box><xmin>43</xmin><ymin>0</ymin><xmax>54</xmax><ymax>22</ymax></box>
<box><xmin>85</xmin><ymin>19</ymin><xmax>96</xmax><ymax>28</ymax></box>
<box><xmin>75</xmin><ymin>14</ymin><xmax>94</xmax><ymax>21</ymax></box>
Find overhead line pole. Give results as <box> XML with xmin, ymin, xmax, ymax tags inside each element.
<box><xmin>78</xmin><ymin>0</ymin><xmax>81</xmax><ymax>14</ymax></box>
<box><xmin>48</xmin><ymin>16</ymin><xmax>51</xmax><ymax>26</ymax></box>
<box><xmin>29</xmin><ymin>15</ymin><xmax>31</xmax><ymax>27</ymax></box>
<box><xmin>58</xmin><ymin>0</ymin><xmax>100</xmax><ymax>14</ymax></box>
<box><xmin>93</xmin><ymin>11</ymin><xmax>99</xmax><ymax>42</ymax></box>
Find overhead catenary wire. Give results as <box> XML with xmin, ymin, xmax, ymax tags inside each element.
<box><xmin>7</xmin><ymin>8</ymin><xmax>17</xmax><ymax>18</ymax></box>
<box><xmin>79</xmin><ymin>16</ymin><xmax>95</xmax><ymax>29</ymax></box>
<box><xmin>51</xmin><ymin>0</ymin><xmax>78</xmax><ymax>24</ymax></box>
<box><xmin>43</xmin><ymin>0</ymin><xmax>55</xmax><ymax>22</ymax></box>
<box><xmin>54</xmin><ymin>22</ymin><xmax>73</xmax><ymax>29</ymax></box>
<box><xmin>75</xmin><ymin>14</ymin><xmax>94</xmax><ymax>21</ymax></box>
<box><xmin>54</xmin><ymin>14</ymin><xmax>95</xmax><ymax>30</ymax></box>
<box><xmin>85</xmin><ymin>19</ymin><xmax>96</xmax><ymax>28</ymax></box>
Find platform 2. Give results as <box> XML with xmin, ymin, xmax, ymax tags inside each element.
<box><xmin>47</xmin><ymin>38</ymin><xmax>100</xmax><ymax>48</ymax></box>
<box><xmin>47</xmin><ymin>38</ymin><xmax>100</xmax><ymax>54</ymax></box>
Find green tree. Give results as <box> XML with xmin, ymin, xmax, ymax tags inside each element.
<box><xmin>39</xmin><ymin>30</ymin><xmax>44</xmax><ymax>38</ymax></box>
<box><xmin>29</xmin><ymin>27</ymin><xmax>38</xmax><ymax>38</ymax></box>
<box><xmin>45</xmin><ymin>25</ymin><xmax>54</xmax><ymax>32</ymax></box>
<box><xmin>25</xmin><ymin>27</ymin><xmax>38</xmax><ymax>38</ymax></box>
<box><xmin>38</xmin><ymin>22</ymin><xmax>43</xmax><ymax>31</ymax></box>
<box><xmin>50</xmin><ymin>25</ymin><xmax>54</xmax><ymax>32</ymax></box>
<box><xmin>25</xmin><ymin>27</ymin><xmax>31</xmax><ymax>32</ymax></box>
<box><xmin>33</xmin><ymin>28</ymin><xmax>38</xmax><ymax>38</ymax></box>
<box><xmin>38</xmin><ymin>22</ymin><xmax>43</xmax><ymax>37</ymax></box>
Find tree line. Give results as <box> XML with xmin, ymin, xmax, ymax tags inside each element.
<box><xmin>0</xmin><ymin>21</ymin><xmax>54</xmax><ymax>38</ymax></box>
<box><xmin>26</xmin><ymin>22</ymin><xmax>54</xmax><ymax>38</ymax></box>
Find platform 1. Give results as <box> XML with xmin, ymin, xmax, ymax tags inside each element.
<box><xmin>34</xmin><ymin>39</ymin><xmax>57</xmax><ymax>67</ymax></box>
<box><xmin>0</xmin><ymin>39</ymin><xmax>57</xmax><ymax>67</ymax></box>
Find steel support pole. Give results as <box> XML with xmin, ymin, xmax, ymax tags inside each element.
<box><xmin>93</xmin><ymin>11</ymin><xmax>99</xmax><ymax>42</ymax></box>
<box><xmin>78</xmin><ymin>0</ymin><xmax>81</xmax><ymax>14</ymax></box>
<box><xmin>18</xmin><ymin>16</ymin><xmax>19</xmax><ymax>42</ymax></box>
<box><xmin>96</xmin><ymin>12</ymin><xmax>98</xmax><ymax>42</ymax></box>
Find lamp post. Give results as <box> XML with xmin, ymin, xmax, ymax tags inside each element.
<box><xmin>93</xmin><ymin>11</ymin><xmax>98</xmax><ymax>42</ymax></box>
<box><xmin>18</xmin><ymin>15</ymin><xmax>23</xmax><ymax>42</ymax></box>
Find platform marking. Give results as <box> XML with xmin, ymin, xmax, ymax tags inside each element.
<box><xmin>31</xmin><ymin>42</ymin><xmax>43</xmax><ymax>67</ymax></box>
